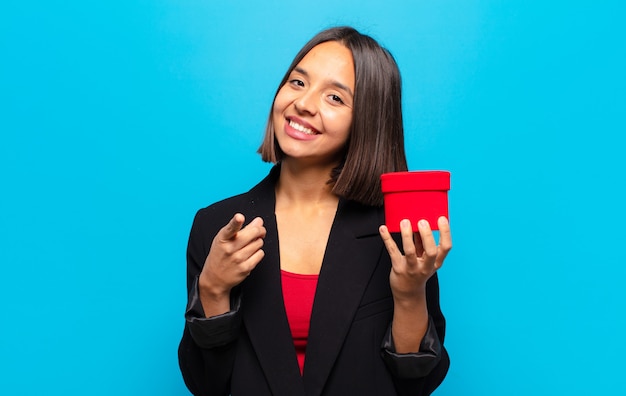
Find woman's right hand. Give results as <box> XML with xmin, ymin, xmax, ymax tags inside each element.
<box><xmin>198</xmin><ymin>213</ymin><xmax>266</xmax><ymax>317</ymax></box>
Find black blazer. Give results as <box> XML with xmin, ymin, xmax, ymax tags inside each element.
<box><xmin>178</xmin><ymin>166</ymin><xmax>449</xmax><ymax>396</ymax></box>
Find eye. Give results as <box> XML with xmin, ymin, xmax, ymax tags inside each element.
<box><xmin>329</xmin><ymin>94</ymin><xmax>345</xmax><ymax>105</ymax></box>
<box><xmin>289</xmin><ymin>79</ymin><xmax>305</xmax><ymax>87</ymax></box>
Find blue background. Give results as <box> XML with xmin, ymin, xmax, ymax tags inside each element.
<box><xmin>1</xmin><ymin>1</ymin><xmax>625</xmax><ymax>394</ymax></box>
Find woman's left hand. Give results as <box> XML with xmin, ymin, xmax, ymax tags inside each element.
<box><xmin>379</xmin><ymin>216</ymin><xmax>452</xmax><ymax>302</ymax></box>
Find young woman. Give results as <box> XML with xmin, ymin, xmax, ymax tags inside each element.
<box><xmin>178</xmin><ymin>26</ymin><xmax>452</xmax><ymax>396</ymax></box>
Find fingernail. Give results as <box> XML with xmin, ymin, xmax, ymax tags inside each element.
<box><xmin>419</xmin><ymin>220</ymin><xmax>428</xmax><ymax>227</ymax></box>
<box><xmin>401</xmin><ymin>219</ymin><xmax>410</xmax><ymax>227</ymax></box>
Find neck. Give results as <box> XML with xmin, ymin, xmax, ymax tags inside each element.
<box><xmin>275</xmin><ymin>159</ymin><xmax>339</xmax><ymax>206</ymax></box>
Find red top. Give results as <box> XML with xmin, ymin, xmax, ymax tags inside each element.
<box><xmin>281</xmin><ymin>269</ymin><xmax>319</xmax><ymax>375</ymax></box>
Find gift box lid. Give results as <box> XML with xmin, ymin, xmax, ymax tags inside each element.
<box><xmin>381</xmin><ymin>171</ymin><xmax>451</xmax><ymax>193</ymax></box>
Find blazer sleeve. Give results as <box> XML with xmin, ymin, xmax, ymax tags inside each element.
<box><xmin>380</xmin><ymin>273</ymin><xmax>450</xmax><ymax>396</ymax></box>
<box><xmin>178</xmin><ymin>208</ymin><xmax>241</xmax><ymax>396</ymax></box>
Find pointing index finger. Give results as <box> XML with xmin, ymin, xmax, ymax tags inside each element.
<box><xmin>222</xmin><ymin>213</ymin><xmax>245</xmax><ymax>240</ymax></box>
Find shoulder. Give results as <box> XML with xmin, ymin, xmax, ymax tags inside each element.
<box><xmin>186</xmin><ymin>193</ymin><xmax>248</xmax><ymax>249</ymax></box>
<box><xmin>336</xmin><ymin>198</ymin><xmax>385</xmax><ymax>236</ymax></box>
<box><xmin>191</xmin><ymin>192</ymin><xmax>247</xmax><ymax>232</ymax></box>
<box><xmin>197</xmin><ymin>191</ymin><xmax>250</xmax><ymax>217</ymax></box>
<box><xmin>193</xmin><ymin>165</ymin><xmax>279</xmax><ymax>230</ymax></box>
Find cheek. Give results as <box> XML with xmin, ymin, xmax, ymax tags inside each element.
<box><xmin>273</xmin><ymin>87</ymin><xmax>291</xmax><ymax>114</ymax></box>
<box><xmin>344</xmin><ymin>114</ymin><xmax>353</xmax><ymax>131</ymax></box>
<box><xmin>327</xmin><ymin>111</ymin><xmax>353</xmax><ymax>138</ymax></box>
<box><xmin>272</xmin><ymin>97</ymin><xmax>287</xmax><ymax>126</ymax></box>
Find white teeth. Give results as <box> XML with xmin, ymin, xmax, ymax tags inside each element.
<box><xmin>289</xmin><ymin>120</ymin><xmax>315</xmax><ymax>135</ymax></box>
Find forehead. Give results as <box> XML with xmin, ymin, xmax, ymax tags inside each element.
<box><xmin>296</xmin><ymin>41</ymin><xmax>355</xmax><ymax>88</ymax></box>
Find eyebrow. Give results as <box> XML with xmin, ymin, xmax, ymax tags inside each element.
<box><xmin>293</xmin><ymin>66</ymin><xmax>354</xmax><ymax>98</ymax></box>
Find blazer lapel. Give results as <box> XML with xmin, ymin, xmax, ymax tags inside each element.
<box><xmin>240</xmin><ymin>169</ymin><xmax>306</xmax><ymax>396</ymax></box>
<box><xmin>302</xmin><ymin>199</ymin><xmax>385</xmax><ymax>396</ymax></box>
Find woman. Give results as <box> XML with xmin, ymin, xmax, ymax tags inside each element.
<box><xmin>178</xmin><ymin>26</ymin><xmax>452</xmax><ymax>396</ymax></box>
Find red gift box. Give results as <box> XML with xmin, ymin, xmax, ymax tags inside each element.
<box><xmin>381</xmin><ymin>171</ymin><xmax>451</xmax><ymax>232</ymax></box>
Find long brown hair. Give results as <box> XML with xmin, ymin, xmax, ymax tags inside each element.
<box><xmin>258</xmin><ymin>26</ymin><xmax>407</xmax><ymax>206</ymax></box>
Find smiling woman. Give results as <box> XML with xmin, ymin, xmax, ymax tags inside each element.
<box><xmin>178</xmin><ymin>26</ymin><xmax>452</xmax><ymax>396</ymax></box>
<box><xmin>272</xmin><ymin>41</ymin><xmax>354</xmax><ymax>167</ymax></box>
<box><xmin>259</xmin><ymin>27</ymin><xmax>407</xmax><ymax>207</ymax></box>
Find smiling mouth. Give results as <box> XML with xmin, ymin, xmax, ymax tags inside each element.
<box><xmin>289</xmin><ymin>119</ymin><xmax>317</xmax><ymax>135</ymax></box>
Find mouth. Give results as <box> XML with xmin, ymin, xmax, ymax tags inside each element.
<box><xmin>288</xmin><ymin>119</ymin><xmax>318</xmax><ymax>135</ymax></box>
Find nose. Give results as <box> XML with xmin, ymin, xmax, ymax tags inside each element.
<box><xmin>293</xmin><ymin>89</ymin><xmax>318</xmax><ymax>115</ymax></box>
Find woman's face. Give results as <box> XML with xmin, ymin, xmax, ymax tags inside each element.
<box><xmin>272</xmin><ymin>41</ymin><xmax>355</xmax><ymax>166</ymax></box>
